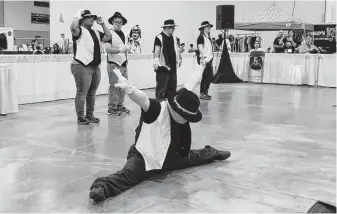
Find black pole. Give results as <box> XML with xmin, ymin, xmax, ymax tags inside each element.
<box><xmin>292</xmin><ymin>0</ymin><xmax>296</xmax><ymax>16</ymax></box>
<box><xmin>324</xmin><ymin>0</ymin><xmax>327</xmax><ymax>23</ymax></box>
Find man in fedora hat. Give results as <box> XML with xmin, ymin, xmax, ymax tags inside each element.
<box><xmin>197</xmin><ymin>21</ymin><xmax>214</xmax><ymax>101</ymax></box>
<box><xmin>70</xmin><ymin>9</ymin><xmax>112</xmax><ymax>125</ymax></box>
<box><xmin>89</xmin><ymin>62</ymin><xmax>231</xmax><ymax>202</ymax></box>
<box><xmin>153</xmin><ymin>19</ymin><xmax>182</xmax><ymax>101</ymax></box>
<box><xmin>105</xmin><ymin>12</ymin><xmax>131</xmax><ymax>116</ymax></box>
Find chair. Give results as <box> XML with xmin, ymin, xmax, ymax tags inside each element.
<box><xmin>248</xmin><ymin>51</ymin><xmax>265</xmax><ymax>83</ymax></box>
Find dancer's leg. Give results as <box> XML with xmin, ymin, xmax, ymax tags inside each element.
<box><xmin>164</xmin><ymin>145</ymin><xmax>230</xmax><ymax>171</ymax></box>
<box><xmin>86</xmin><ymin>65</ymin><xmax>101</xmax><ymax>122</ymax></box>
<box><xmin>89</xmin><ymin>145</ymin><xmax>159</xmax><ymax>202</ymax></box>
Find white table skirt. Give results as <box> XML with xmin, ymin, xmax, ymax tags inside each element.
<box><xmin>0</xmin><ymin>64</ymin><xmax>18</xmax><ymax>114</ymax></box>
<box><xmin>317</xmin><ymin>54</ymin><xmax>337</xmax><ymax>87</ymax></box>
<box><xmin>0</xmin><ymin>53</ymin><xmax>335</xmax><ymax>107</ymax></box>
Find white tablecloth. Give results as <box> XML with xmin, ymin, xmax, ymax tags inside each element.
<box><xmin>0</xmin><ymin>53</ymin><xmax>335</xmax><ymax>109</ymax></box>
<box><xmin>0</xmin><ymin>64</ymin><xmax>18</xmax><ymax>114</ymax></box>
<box><xmin>317</xmin><ymin>54</ymin><xmax>337</xmax><ymax>87</ymax></box>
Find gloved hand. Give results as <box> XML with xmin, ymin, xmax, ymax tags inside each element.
<box><xmin>113</xmin><ymin>68</ymin><xmax>134</xmax><ymax>94</ymax></box>
<box><xmin>75</xmin><ymin>9</ymin><xmax>84</xmax><ymax>19</ymax></box>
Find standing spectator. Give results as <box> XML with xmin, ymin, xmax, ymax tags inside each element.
<box><xmin>180</xmin><ymin>43</ymin><xmax>185</xmax><ymax>53</ymax></box>
<box><xmin>273</xmin><ymin>30</ymin><xmax>285</xmax><ymax>53</ymax></box>
<box><xmin>153</xmin><ymin>19</ymin><xmax>182</xmax><ymax>101</ymax></box>
<box><xmin>105</xmin><ymin>12</ymin><xmax>131</xmax><ymax>116</ymax></box>
<box><xmin>197</xmin><ymin>21</ymin><xmax>214</xmax><ymax>100</ymax></box>
<box><xmin>283</xmin><ymin>30</ymin><xmax>297</xmax><ymax>53</ymax></box>
<box><xmin>53</xmin><ymin>43</ymin><xmax>61</xmax><ymax>54</ymax></box>
<box><xmin>70</xmin><ymin>9</ymin><xmax>112</xmax><ymax>125</ymax></box>
<box><xmin>215</xmin><ymin>34</ymin><xmax>223</xmax><ymax>52</ymax></box>
<box><xmin>188</xmin><ymin>44</ymin><xmax>196</xmax><ymax>53</ymax></box>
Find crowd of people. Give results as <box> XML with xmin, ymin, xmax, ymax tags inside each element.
<box><xmin>273</xmin><ymin>30</ymin><xmax>319</xmax><ymax>54</ymax></box>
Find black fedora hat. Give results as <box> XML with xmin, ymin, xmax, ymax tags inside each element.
<box><xmin>108</xmin><ymin>12</ymin><xmax>127</xmax><ymax>25</ymax></box>
<box><xmin>81</xmin><ymin>10</ymin><xmax>97</xmax><ymax>20</ymax></box>
<box><xmin>161</xmin><ymin>19</ymin><xmax>178</xmax><ymax>28</ymax></box>
<box><xmin>168</xmin><ymin>88</ymin><xmax>202</xmax><ymax>123</ymax></box>
<box><xmin>199</xmin><ymin>21</ymin><xmax>213</xmax><ymax>30</ymax></box>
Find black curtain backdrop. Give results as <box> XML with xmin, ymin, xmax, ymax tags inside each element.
<box><xmin>213</xmin><ymin>33</ymin><xmax>242</xmax><ymax>84</ymax></box>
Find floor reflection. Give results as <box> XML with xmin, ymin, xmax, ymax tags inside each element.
<box><xmin>0</xmin><ymin>84</ymin><xmax>335</xmax><ymax>212</ymax></box>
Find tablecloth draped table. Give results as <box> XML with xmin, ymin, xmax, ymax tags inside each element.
<box><xmin>0</xmin><ymin>64</ymin><xmax>18</xmax><ymax>115</ymax></box>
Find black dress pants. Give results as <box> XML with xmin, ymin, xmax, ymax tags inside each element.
<box><xmin>200</xmin><ymin>59</ymin><xmax>213</xmax><ymax>94</ymax></box>
<box><xmin>90</xmin><ymin>144</ymin><xmax>220</xmax><ymax>199</ymax></box>
<box><xmin>155</xmin><ymin>66</ymin><xmax>177</xmax><ymax>101</ymax></box>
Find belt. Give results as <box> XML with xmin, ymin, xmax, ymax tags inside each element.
<box><xmin>108</xmin><ymin>61</ymin><xmax>128</xmax><ymax>67</ymax></box>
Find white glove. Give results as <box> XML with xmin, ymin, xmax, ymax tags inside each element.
<box><xmin>75</xmin><ymin>9</ymin><xmax>84</xmax><ymax>19</ymax></box>
<box><xmin>113</xmin><ymin>68</ymin><xmax>135</xmax><ymax>94</ymax></box>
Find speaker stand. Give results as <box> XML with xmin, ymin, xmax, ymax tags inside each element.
<box><xmin>213</xmin><ymin>30</ymin><xmax>242</xmax><ymax>84</ymax></box>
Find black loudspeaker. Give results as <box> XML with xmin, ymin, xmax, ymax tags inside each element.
<box><xmin>216</xmin><ymin>5</ymin><xmax>235</xmax><ymax>30</ymax></box>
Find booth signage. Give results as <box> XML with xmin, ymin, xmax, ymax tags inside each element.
<box><xmin>313</xmin><ymin>24</ymin><xmax>336</xmax><ymax>54</ymax></box>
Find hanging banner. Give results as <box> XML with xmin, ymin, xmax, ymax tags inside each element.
<box><xmin>313</xmin><ymin>24</ymin><xmax>336</xmax><ymax>54</ymax></box>
<box><xmin>0</xmin><ymin>28</ymin><xmax>14</xmax><ymax>51</ymax></box>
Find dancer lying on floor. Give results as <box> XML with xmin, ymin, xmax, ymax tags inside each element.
<box><xmin>89</xmin><ymin>62</ymin><xmax>231</xmax><ymax>202</ymax></box>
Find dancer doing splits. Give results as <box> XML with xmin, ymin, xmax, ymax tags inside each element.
<box><xmin>89</xmin><ymin>62</ymin><xmax>231</xmax><ymax>202</ymax></box>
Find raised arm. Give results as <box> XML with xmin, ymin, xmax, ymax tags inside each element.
<box><xmin>112</xmin><ymin>68</ymin><xmax>150</xmax><ymax>112</ymax></box>
<box><xmin>101</xmin><ymin>22</ymin><xmax>112</xmax><ymax>42</ymax></box>
<box><xmin>70</xmin><ymin>9</ymin><xmax>83</xmax><ymax>37</ymax></box>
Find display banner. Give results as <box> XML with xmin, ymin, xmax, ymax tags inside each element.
<box><xmin>313</xmin><ymin>24</ymin><xmax>336</xmax><ymax>54</ymax></box>
<box><xmin>0</xmin><ymin>28</ymin><xmax>14</xmax><ymax>51</ymax></box>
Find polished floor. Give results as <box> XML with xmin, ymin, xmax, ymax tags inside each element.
<box><xmin>0</xmin><ymin>83</ymin><xmax>336</xmax><ymax>213</ymax></box>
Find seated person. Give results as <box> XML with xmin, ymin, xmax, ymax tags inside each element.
<box><xmin>250</xmin><ymin>41</ymin><xmax>264</xmax><ymax>52</ymax></box>
<box><xmin>298</xmin><ymin>36</ymin><xmax>319</xmax><ymax>54</ymax></box>
<box><xmin>89</xmin><ymin>63</ymin><xmax>231</xmax><ymax>202</ymax></box>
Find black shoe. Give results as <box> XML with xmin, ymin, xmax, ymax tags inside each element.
<box><xmin>216</xmin><ymin>150</ymin><xmax>231</xmax><ymax>160</ymax></box>
<box><xmin>86</xmin><ymin>115</ymin><xmax>100</xmax><ymax>123</ymax></box>
<box><xmin>118</xmin><ymin>106</ymin><xmax>130</xmax><ymax>114</ymax></box>
<box><xmin>205</xmin><ymin>145</ymin><xmax>231</xmax><ymax>161</ymax></box>
<box><xmin>200</xmin><ymin>93</ymin><xmax>211</xmax><ymax>100</ymax></box>
<box><xmin>77</xmin><ymin>117</ymin><xmax>90</xmax><ymax>125</ymax></box>
<box><xmin>107</xmin><ymin>108</ymin><xmax>122</xmax><ymax>116</ymax></box>
<box><xmin>205</xmin><ymin>93</ymin><xmax>212</xmax><ymax>99</ymax></box>
<box><xmin>89</xmin><ymin>186</ymin><xmax>106</xmax><ymax>202</ymax></box>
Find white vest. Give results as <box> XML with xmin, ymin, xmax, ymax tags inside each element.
<box><xmin>135</xmin><ymin>101</ymin><xmax>171</xmax><ymax>171</ymax></box>
<box><xmin>200</xmin><ymin>34</ymin><xmax>214</xmax><ymax>62</ymax></box>
<box><xmin>107</xmin><ymin>29</ymin><xmax>127</xmax><ymax>66</ymax></box>
<box><xmin>74</xmin><ymin>26</ymin><xmax>102</xmax><ymax>66</ymax></box>
<box><xmin>156</xmin><ymin>33</ymin><xmax>180</xmax><ymax>70</ymax></box>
